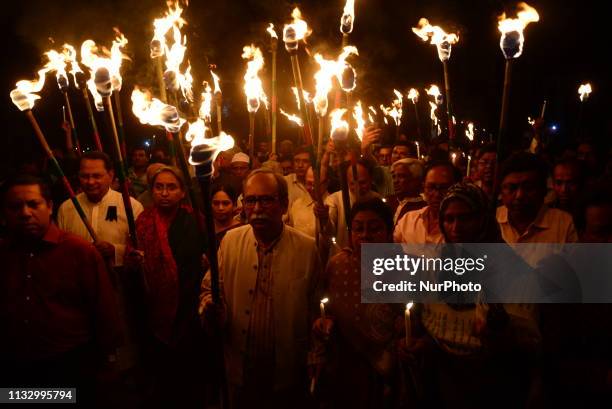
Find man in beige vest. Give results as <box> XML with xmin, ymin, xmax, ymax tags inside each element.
<box><xmin>201</xmin><ymin>169</ymin><xmax>321</xmax><ymax>408</ymax></box>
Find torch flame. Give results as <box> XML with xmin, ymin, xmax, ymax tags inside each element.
<box><xmin>428</xmin><ymin>101</ymin><xmax>441</xmax><ymax>136</ymax></box>
<box><xmin>380</xmin><ymin>89</ymin><xmax>403</xmax><ymax>127</ymax></box>
<box><xmin>151</xmin><ymin>1</ymin><xmax>186</xmax><ymax>58</ymax></box>
<box><xmin>426</xmin><ymin>84</ymin><xmax>443</xmax><ymax>105</ymax></box>
<box><xmin>412</xmin><ymin>17</ymin><xmax>459</xmax><ymax>62</ymax></box>
<box><xmin>406</xmin><ymin>302</ymin><xmax>414</xmax><ymax>311</ymax></box>
<box><xmin>200</xmin><ymin>81</ymin><xmax>213</xmax><ymax>124</ymax></box>
<box><xmin>80</xmin><ymin>30</ymin><xmax>130</xmax><ymax>97</ymax></box>
<box><xmin>498</xmin><ymin>2</ymin><xmax>539</xmax><ymax>59</ymax></box>
<box><xmin>43</xmin><ymin>49</ymin><xmax>69</xmax><ymax>91</ymax></box>
<box><xmin>242</xmin><ymin>45</ymin><xmax>268</xmax><ymax>113</ymax></box>
<box><xmin>164</xmin><ymin>24</ymin><xmax>190</xmax><ymax>98</ymax></box>
<box><xmin>578</xmin><ymin>83</ymin><xmax>592</xmax><ymax>102</ymax></box>
<box><xmin>131</xmin><ymin>86</ymin><xmax>186</xmax><ymax>133</ymax></box>
<box><xmin>283</xmin><ymin>7</ymin><xmax>311</xmax><ymax>51</ymax></box>
<box><xmin>353</xmin><ymin>101</ymin><xmax>366</xmax><ymax>141</ymax></box>
<box><xmin>408</xmin><ymin>88</ymin><xmax>419</xmax><ymax>104</ymax></box>
<box><xmin>10</xmin><ymin>67</ymin><xmax>49</xmax><ymax>111</ymax></box>
<box><xmin>280</xmin><ymin>108</ymin><xmax>304</xmax><ymax>127</ymax></box>
<box><xmin>367</xmin><ymin>106</ymin><xmax>377</xmax><ymax>123</ymax></box>
<box><xmin>187</xmin><ymin>120</ymin><xmax>235</xmax><ymax>168</ymax></box>
<box><xmin>62</xmin><ymin>44</ymin><xmax>84</xmax><ymax>87</ymax></box>
<box><xmin>211</xmin><ymin>70</ymin><xmax>222</xmax><ymax>95</ymax></box>
<box><xmin>312</xmin><ymin>46</ymin><xmax>358</xmax><ymax>115</ymax></box>
<box><xmin>330</xmin><ymin>108</ymin><xmax>349</xmax><ymax>142</ymax></box>
<box><xmin>340</xmin><ymin>0</ymin><xmax>355</xmax><ymax>34</ymax></box>
<box><xmin>313</xmin><ymin>54</ymin><xmax>335</xmax><ymax>117</ymax></box>
<box><xmin>291</xmin><ymin>87</ymin><xmax>312</xmax><ymax>109</ymax></box>
<box><xmin>110</xmin><ymin>30</ymin><xmax>129</xmax><ymax>92</ymax></box>
<box><xmin>466</xmin><ymin>122</ymin><xmax>474</xmax><ymax>141</ymax></box>
<box><xmin>267</xmin><ymin>23</ymin><xmax>278</xmax><ymax>39</ymax></box>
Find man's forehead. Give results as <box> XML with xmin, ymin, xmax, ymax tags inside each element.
<box><xmin>245</xmin><ymin>174</ymin><xmax>278</xmax><ymax>194</ymax></box>
<box><xmin>426</xmin><ymin>166</ymin><xmax>453</xmax><ymax>182</ymax></box>
<box><xmin>8</xmin><ymin>184</ymin><xmax>44</xmax><ymax>200</ymax></box>
<box><xmin>80</xmin><ymin>159</ymin><xmax>107</xmax><ymax>172</ymax></box>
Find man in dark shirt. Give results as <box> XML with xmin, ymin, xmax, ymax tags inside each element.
<box><xmin>0</xmin><ymin>175</ymin><xmax>123</xmax><ymax>402</ymax></box>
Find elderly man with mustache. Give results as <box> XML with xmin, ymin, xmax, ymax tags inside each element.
<box><xmin>200</xmin><ymin>168</ymin><xmax>321</xmax><ymax>408</ymax></box>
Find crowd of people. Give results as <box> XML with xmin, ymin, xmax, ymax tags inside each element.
<box><xmin>1</xmin><ymin>120</ymin><xmax>612</xmax><ymax>408</ymax></box>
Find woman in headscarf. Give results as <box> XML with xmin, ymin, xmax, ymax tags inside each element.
<box><xmin>400</xmin><ymin>182</ymin><xmax>541</xmax><ymax>409</ymax></box>
<box><xmin>126</xmin><ymin>166</ymin><xmax>208</xmax><ymax>408</ymax></box>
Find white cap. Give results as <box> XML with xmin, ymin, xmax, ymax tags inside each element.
<box><xmin>231</xmin><ymin>152</ymin><xmax>250</xmax><ymax>164</ymax></box>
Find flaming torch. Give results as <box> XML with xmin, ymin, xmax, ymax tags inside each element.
<box><xmin>200</xmin><ymin>81</ymin><xmax>213</xmax><ymax>128</ymax></box>
<box><xmin>426</xmin><ymin>85</ymin><xmax>443</xmax><ymax>139</ymax></box>
<box><xmin>267</xmin><ymin>24</ymin><xmax>279</xmax><ymax>154</ymax></box>
<box><xmin>45</xmin><ymin>50</ymin><xmax>82</xmax><ymax>154</ymax></box>
<box><xmin>380</xmin><ymin>89</ymin><xmax>403</xmax><ymax>141</ymax></box>
<box><xmin>242</xmin><ymin>45</ymin><xmax>268</xmax><ymax>160</ymax></box>
<box><xmin>497</xmin><ymin>2</ymin><xmax>539</xmax><ymax>159</ymax></box>
<box><xmin>92</xmin><ymin>54</ymin><xmax>138</xmax><ymax>246</ymax></box>
<box><xmin>210</xmin><ymin>70</ymin><xmax>223</xmax><ymax>134</ymax></box>
<box><xmin>66</xmin><ymin>44</ymin><xmax>103</xmax><ymax>151</ymax></box>
<box><xmin>187</xmin><ymin>124</ymin><xmax>234</xmax><ymax>304</ymax></box>
<box><xmin>313</xmin><ymin>52</ymin><xmax>337</xmax><ymax>161</ymax></box>
<box><xmin>110</xmin><ymin>31</ymin><xmax>130</xmax><ymax>163</ymax></box>
<box><xmin>187</xmin><ymin>123</ymin><xmax>233</xmax><ymax>405</ymax></box>
<box><xmin>577</xmin><ymin>82</ymin><xmax>592</xmax><ymax>138</ymax></box>
<box><xmin>151</xmin><ymin>2</ymin><xmax>185</xmax><ymax>103</ymax></box>
<box><xmin>280</xmin><ymin>109</ymin><xmax>304</xmax><ymax>127</ymax></box>
<box><xmin>340</xmin><ymin>0</ymin><xmax>355</xmax><ymax>47</ymax></box>
<box><xmin>10</xmin><ymin>69</ymin><xmax>98</xmax><ymax>242</ymax></box>
<box><xmin>81</xmin><ymin>32</ymin><xmax>130</xmax><ymax>161</ymax></box>
<box><xmin>413</xmin><ymin>18</ymin><xmax>459</xmax><ymax>144</ymax></box>
<box><xmin>329</xmin><ymin>108</ymin><xmax>353</xmax><ymax>237</ymax></box>
<box><xmin>283</xmin><ymin>7</ymin><xmax>314</xmax><ymax>146</ymax></box>
<box><xmin>578</xmin><ymin>83</ymin><xmax>592</xmax><ymax>103</ymax></box>
<box><xmin>407</xmin><ymin>88</ymin><xmax>422</xmax><ymax>140</ymax></box>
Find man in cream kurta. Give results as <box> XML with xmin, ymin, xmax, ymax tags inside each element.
<box><xmin>200</xmin><ymin>169</ymin><xmax>320</xmax><ymax>407</ymax></box>
<box><xmin>57</xmin><ymin>152</ymin><xmax>143</xmax><ymax>266</ymax></box>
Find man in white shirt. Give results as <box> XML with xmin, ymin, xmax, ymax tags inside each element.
<box><xmin>284</xmin><ymin>147</ymin><xmax>312</xmax><ymax>208</ymax></box>
<box><xmin>200</xmin><ymin>168</ymin><xmax>320</xmax><ymax>407</ymax></box>
<box><xmin>57</xmin><ymin>151</ymin><xmax>144</xmax><ymax>266</ymax></box>
<box><xmin>387</xmin><ymin>158</ymin><xmax>427</xmax><ymax>225</ymax></box>
<box><xmin>317</xmin><ymin>158</ymin><xmax>381</xmax><ymax>251</ymax></box>
<box><xmin>496</xmin><ymin>152</ymin><xmax>577</xmax><ymax>266</ymax></box>
<box><xmin>394</xmin><ymin>161</ymin><xmax>458</xmax><ymax>244</ymax></box>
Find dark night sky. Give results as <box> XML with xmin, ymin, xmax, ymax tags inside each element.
<box><xmin>2</xmin><ymin>0</ymin><xmax>609</xmax><ymax>176</ymax></box>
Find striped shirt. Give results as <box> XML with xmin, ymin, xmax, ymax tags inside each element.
<box><xmin>244</xmin><ymin>235</ymin><xmax>282</xmax><ymax>383</ymax></box>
